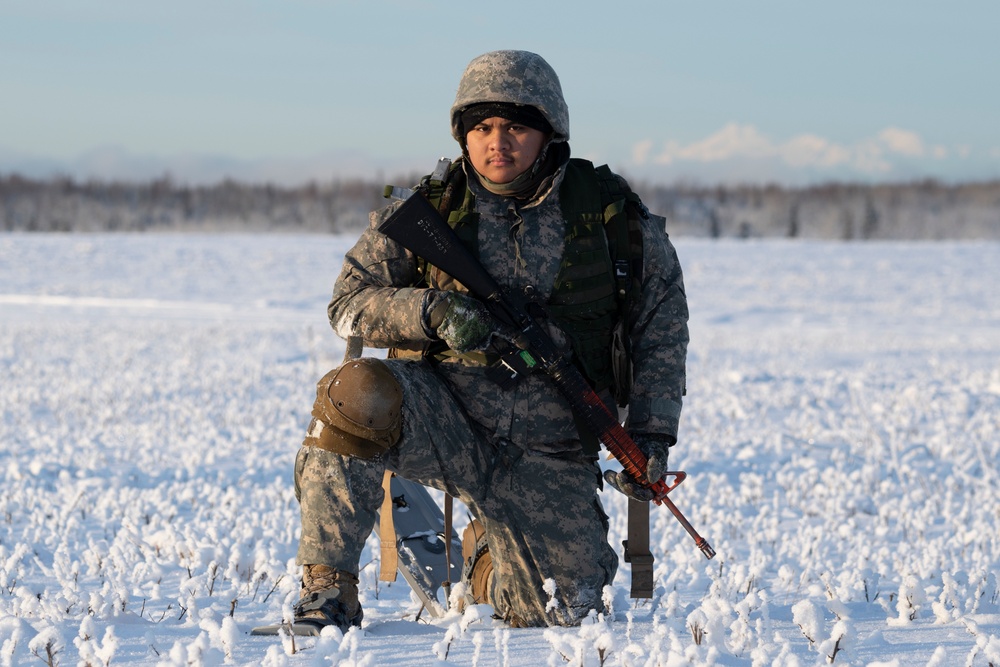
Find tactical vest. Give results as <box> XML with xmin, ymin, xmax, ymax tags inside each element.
<box><xmin>391</xmin><ymin>158</ymin><xmax>661</xmax><ymax>600</ymax></box>
<box><xmin>417</xmin><ymin>157</ymin><xmax>645</xmax><ymax>405</ymax></box>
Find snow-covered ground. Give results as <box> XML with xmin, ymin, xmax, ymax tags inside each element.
<box><xmin>1</xmin><ymin>233</ymin><xmax>998</xmax><ymax>666</ymax></box>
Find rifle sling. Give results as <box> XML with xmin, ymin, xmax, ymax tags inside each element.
<box><xmin>623</xmin><ymin>498</ymin><xmax>654</xmax><ymax>598</ymax></box>
<box><xmin>575</xmin><ymin>414</ymin><xmax>653</xmax><ymax>598</ymax></box>
<box><xmin>572</xmin><ymin>412</ymin><xmax>601</xmax><ymax>457</ymax></box>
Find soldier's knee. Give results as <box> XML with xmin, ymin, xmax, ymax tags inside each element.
<box><xmin>304</xmin><ymin>358</ymin><xmax>403</xmax><ymax>459</ymax></box>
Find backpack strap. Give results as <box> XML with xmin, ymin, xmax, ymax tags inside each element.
<box><xmin>592</xmin><ymin>165</ymin><xmax>654</xmax><ymax>599</ymax></box>
<box><xmin>424</xmin><ymin>157</ymin><xmax>477</xmax><ymax>255</ymax></box>
<box><xmin>593</xmin><ymin>163</ymin><xmax>644</xmax><ymax>408</ymax></box>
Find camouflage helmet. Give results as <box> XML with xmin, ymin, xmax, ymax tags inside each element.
<box><xmin>451</xmin><ymin>50</ymin><xmax>569</xmax><ymax>144</ymax></box>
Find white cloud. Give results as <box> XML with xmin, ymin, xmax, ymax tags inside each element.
<box><xmin>631</xmin><ymin>139</ymin><xmax>654</xmax><ymax>165</ymax></box>
<box><xmin>655</xmin><ymin>123</ymin><xmax>774</xmax><ymax>164</ymax></box>
<box><xmin>877</xmin><ymin>127</ymin><xmax>925</xmax><ymax>156</ymax></box>
<box><xmin>652</xmin><ymin>141</ymin><xmax>681</xmax><ymax>166</ymax></box>
<box><xmin>779</xmin><ymin>134</ymin><xmax>851</xmax><ymax>168</ymax></box>
<box><xmin>852</xmin><ymin>139</ymin><xmax>893</xmax><ymax>174</ymax></box>
<box><xmin>632</xmin><ymin>124</ymin><xmax>954</xmax><ymax>179</ymax></box>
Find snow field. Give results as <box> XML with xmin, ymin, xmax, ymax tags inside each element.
<box><xmin>1</xmin><ymin>234</ymin><xmax>999</xmax><ymax>666</ymax></box>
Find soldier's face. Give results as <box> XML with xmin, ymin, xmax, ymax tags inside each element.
<box><xmin>465</xmin><ymin>117</ymin><xmax>547</xmax><ymax>184</ymax></box>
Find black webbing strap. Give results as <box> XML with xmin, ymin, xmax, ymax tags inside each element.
<box><xmin>623</xmin><ymin>498</ymin><xmax>654</xmax><ymax>598</ymax></box>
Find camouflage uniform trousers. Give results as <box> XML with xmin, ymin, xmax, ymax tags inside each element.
<box><xmin>294</xmin><ymin>357</ymin><xmax>618</xmax><ymax>627</ymax></box>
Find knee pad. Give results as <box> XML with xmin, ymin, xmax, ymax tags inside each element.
<box><xmin>305</xmin><ymin>358</ymin><xmax>403</xmax><ymax>458</ymax></box>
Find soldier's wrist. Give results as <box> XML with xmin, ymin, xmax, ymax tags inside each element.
<box><xmin>422</xmin><ymin>290</ymin><xmax>452</xmax><ymax>333</ymax></box>
<box><xmin>632</xmin><ymin>433</ymin><xmax>676</xmax><ymax>448</ymax></box>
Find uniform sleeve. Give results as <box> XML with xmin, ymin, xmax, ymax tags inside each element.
<box><xmin>327</xmin><ymin>203</ymin><xmax>447</xmax><ymax>349</ymax></box>
<box><xmin>626</xmin><ymin>213</ymin><xmax>689</xmax><ymax>440</ymax></box>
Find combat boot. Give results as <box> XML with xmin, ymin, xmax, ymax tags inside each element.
<box><xmin>461</xmin><ymin>519</ymin><xmax>493</xmax><ymax>607</ymax></box>
<box><xmin>293</xmin><ymin>564</ymin><xmax>363</xmax><ymax>632</ymax></box>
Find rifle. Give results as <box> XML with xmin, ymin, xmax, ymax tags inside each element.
<box><xmin>377</xmin><ymin>189</ymin><xmax>716</xmax><ymax>560</ymax></box>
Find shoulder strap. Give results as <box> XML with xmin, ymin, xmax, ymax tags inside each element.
<box><xmin>560</xmin><ymin>158</ymin><xmax>604</xmax><ymax>215</ymax></box>
<box><xmin>591</xmin><ymin>165</ymin><xmax>655</xmax><ymax>599</ymax></box>
<box><xmin>422</xmin><ymin>157</ymin><xmax>469</xmax><ymax>220</ymax></box>
<box><xmin>593</xmin><ymin>163</ymin><xmax>644</xmax><ymax>408</ymax></box>
<box><xmin>394</xmin><ymin>158</ymin><xmax>475</xmax><ymax>288</ymax></box>
<box><xmin>594</xmin><ymin>163</ymin><xmax>644</xmax><ymax>315</ymax></box>
<box><xmin>423</xmin><ymin>157</ymin><xmax>478</xmax><ymax>260</ymax></box>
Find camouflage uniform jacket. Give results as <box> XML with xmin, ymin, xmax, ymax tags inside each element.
<box><xmin>329</xmin><ymin>161</ymin><xmax>689</xmax><ymax>450</ymax></box>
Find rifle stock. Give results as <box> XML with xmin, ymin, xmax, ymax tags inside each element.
<box><xmin>377</xmin><ymin>195</ymin><xmax>510</xmax><ymax>320</ymax></box>
<box><xmin>377</xmin><ymin>192</ymin><xmax>715</xmax><ymax>560</ymax></box>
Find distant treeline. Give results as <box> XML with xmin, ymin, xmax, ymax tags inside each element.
<box><xmin>0</xmin><ymin>174</ymin><xmax>386</xmax><ymax>234</ymax></box>
<box><xmin>638</xmin><ymin>179</ymin><xmax>1000</xmax><ymax>240</ymax></box>
<box><xmin>2</xmin><ymin>172</ymin><xmax>999</xmax><ymax>239</ymax></box>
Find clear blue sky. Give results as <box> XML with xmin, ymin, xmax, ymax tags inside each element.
<box><xmin>2</xmin><ymin>0</ymin><xmax>999</xmax><ymax>185</ymax></box>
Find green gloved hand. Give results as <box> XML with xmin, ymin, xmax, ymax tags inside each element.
<box><xmin>603</xmin><ymin>434</ymin><xmax>674</xmax><ymax>502</ymax></box>
<box><xmin>428</xmin><ymin>292</ymin><xmax>502</xmax><ymax>354</ymax></box>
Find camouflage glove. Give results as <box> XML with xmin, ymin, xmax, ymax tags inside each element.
<box><xmin>428</xmin><ymin>292</ymin><xmax>503</xmax><ymax>354</ymax></box>
<box><xmin>603</xmin><ymin>434</ymin><xmax>674</xmax><ymax>502</ymax></box>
